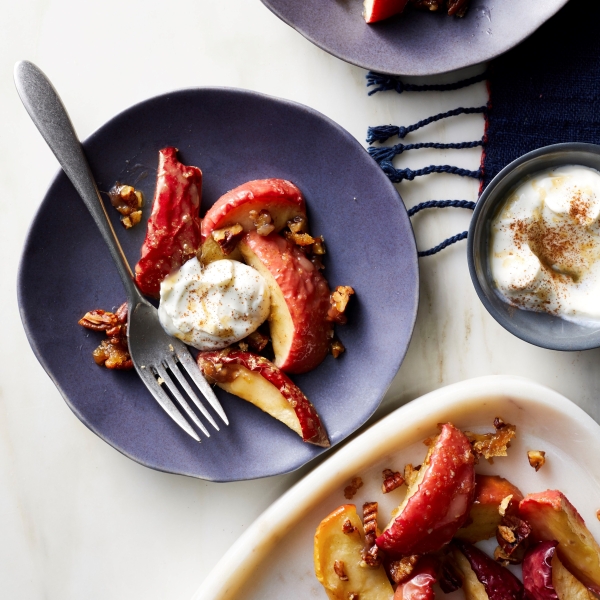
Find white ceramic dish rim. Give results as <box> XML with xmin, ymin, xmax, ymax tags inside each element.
<box><xmin>191</xmin><ymin>374</ymin><xmax>600</xmax><ymax>600</ymax></box>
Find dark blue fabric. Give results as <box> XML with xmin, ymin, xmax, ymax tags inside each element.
<box><xmin>483</xmin><ymin>0</ymin><xmax>600</xmax><ymax>188</ymax></box>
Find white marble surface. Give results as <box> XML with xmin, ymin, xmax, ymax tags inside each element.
<box><xmin>1</xmin><ymin>1</ymin><xmax>599</xmax><ymax>598</ymax></box>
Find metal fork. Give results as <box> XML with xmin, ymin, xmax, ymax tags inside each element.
<box><xmin>14</xmin><ymin>60</ymin><xmax>228</xmax><ymax>442</ymax></box>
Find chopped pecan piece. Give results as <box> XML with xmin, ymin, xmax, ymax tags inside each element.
<box><xmin>333</xmin><ymin>560</ymin><xmax>348</xmax><ymax>581</ymax></box>
<box><xmin>285</xmin><ymin>230</ymin><xmax>315</xmax><ymax>246</ymax></box>
<box><xmin>342</xmin><ymin>519</ymin><xmax>357</xmax><ymax>534</ymax></box>
<box><xmin>330</xmin><ymin>339</ymin><xmax>345</xmax><ymax>358</ymax></box>
<box><xmin>312</xmin><ymin>236</ymin><xmax>326</xmax><ymax>255</ymax></box>
<box><xmin>343</xmin><ymin>476</ymin><xmax>363</xmax><ymax>499</ymax></box>
<box><xmin>287</xmin><ymin>215</ymin><xmax>308</xmax><ymax>234</ymax></box>
<box><xmin>348</xmin><ymin>594</ymin><xmax>359</xmax><ymax>600</ymax></box>
<box><xmin>249</xmin><ymin>209</ymin><xmax>275</xmax><ymax>236</ymax></box>
<box><xmin>78</xmin><ymin>309</ymin><xmax>118</xmax><ymax>331</ymax></box>
<box><xmin>211</xmin><ymin>223</ymin><xmax>244</xmax><ymax>255</ymax></box>
<box><xmin>465</xmin><ymin>418</ymin><xmax>516</xmax><ymax>462</ymax></box>
<box><xmin>92</xmin><ymin>338</ymin><xmax>133</xmax><ymax>370</ymax></box>
<box><xmin>498</xmin><ymin>494</ymin><xmax>513</xmax><ymax>517</ymax></box>
<box><xmin>108</xmin><ymin>183</ymin><xmax>144</xmax><ymax>228</ymax></box>
<box><xmin>246</xmin><ymin>329</ymin><xmax>270</xmax><ymax>352</ymax></box>
<box><xmin>382</xmin><ymin>469</ymin><xmax>404</xmax><ymax>493</ymax></box>
<box><xmin>327</xmin><ymin>286</ymin><xmax>355</xmax><ymax>324</ymax></box>
<box><xmin>495</xmin><ymin>514</ymin><xmax>531</xmax><ymax>564</ymax></box>
<box><xmin>121</xmin><ymin>209</ymin><xmax>143</xmax><ymax>229</ymax></box>
<box><xmin>527</xmin><ymin>450</ymin><xmax>546</xmax><ymax>471</ymax></box>
<box><xmin>81</xmin><ymin>302</ymin><xmax>132</xmax><ymax>370</ymax></box>
<box><xmin>361</xmin><ymin>502</ymin><xmax>381</xmax><ymax>567</ymax></box>
<box><xmin>388</xmin><ymin>555</ymin><xmax>419</xmax><ymax>584</ymax></box>
<box><xmin>411</xmin><ymin>0</ymin><xmax>441</xmax><ymax>11</ymax></box>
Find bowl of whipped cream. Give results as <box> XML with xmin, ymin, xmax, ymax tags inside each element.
<box><xmin>468</xmin><ymin>142</ymin><xmax>600</xmax><ymax>350</ymax></box>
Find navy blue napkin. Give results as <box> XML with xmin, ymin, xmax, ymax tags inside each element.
<box><xmin>483</xmin><ymin>0</ymin><xmax>600</xmax><ymax>187</ymax></box>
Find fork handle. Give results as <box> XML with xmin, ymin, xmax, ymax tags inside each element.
<box><xmin>14</xmin><ymin>60</ymin><xmax>144</xmax><ymax>305</ymax></box>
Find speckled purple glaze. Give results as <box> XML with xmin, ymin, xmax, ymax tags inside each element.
<box><xmin>18</xmin><ymin>88</ymin><xmax>418</xmax><ymax>481</ymax></box>
<box><xmin>261</xmin><ymin>0</ymin><xmax>568</xmax><ymax>76</ymax></box>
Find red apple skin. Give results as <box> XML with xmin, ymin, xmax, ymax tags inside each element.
<box><xmin>519</xmin><ymin>490</ymin><xmax>600</xmax><ymax>593</ymax></box>
<box><xmin>393</xmin><ymin>557</ymin><xmax>437</xmax><ymax>600</ymax></box>
<box><xmin>239</xmin><ymin>231</ymin><xmax>332</xmax><ymax>374</ymax></box>
<box><xmin>376</xmin><ymin>423</ymin><xmax>476</xmax><ymax>556</ymax></box>
<box><xmin>363</xmin><ymin>0</ymin><xmax>409</xmax><ymax>23</ymax></box>
<box><xmin>197</xmin><ymin>350</ymin><xmax>329</xmax><ymax>447</ymax></box>
<box><xmin>522</xmin><ymin>541</ymin><xmax>559</xmax><ymax>600</ymax></box>
<box><xmin>455</xmin><ymin>541</ymin><xmax>524</xmax><ymax>600</ymax></box>
<box><xmin>135</xmin><ymin>147</ymin><xmax>202</xmax><ymax>298</ymax></box>
<box><xmin>201</xmin><ymin>179</ymin><xmax>306</xmax><ymax>242</ymax></box>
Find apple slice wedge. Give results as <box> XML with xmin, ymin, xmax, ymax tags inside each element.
<box><xmin>197</xmin><ymin>349</ymin><xmax>329</xmax><ymax>447</ymax></box>
<box><xmin>453</xmin><ymin>541</ymin><xmax>524</xmax><ymax>600</ymax></box>
<box><xmin>363</xmin><ymin>0</ymin><xmax>409</xmax><ymax>23</ymax></box>
<box><xmin>314</xmin><ymin>504</ymin><xmax>394</xmax><ymax>600</ymax></box>
<box><xmin>239</xmin><ymin>231</ymin><xmax>332</xmax><ymax>374</ymax></box>
<box><xmin>519</xmin><ymin>490</ymin><xmax>600</xmax><ymax>593</ymax></box>
<box><xmin>375</xmin><ymin>423</ymin><xmax>476</xmax><ymax>556</ymax></box>
<box><xmin>523</xmin><ymin>540</ymin><xmax>596</xmax><ymax>600</ymax></box>
<box><xmin>456</xmin><ymin>474</ymin><xmax>524</xmax><ymax>543</ymax></box>
<box><xmin>201</xmin><ymin>179</ymin><xmax>306</xmax><ymax>242</ymax></box>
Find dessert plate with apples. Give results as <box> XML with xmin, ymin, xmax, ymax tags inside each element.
<box><xmin>193</xmin><ymin>375</ymin><xmax>600</xmax><ymax>599</ymax></box>
<box><xmin>261</xmin><ymin>0</ymin><xmax>568</xmax><ymax>76</ymax></box>
<box><xmin>18</xmin><ymin>87</ymin><xmax>418</xmax><ymax>481</ymax></box>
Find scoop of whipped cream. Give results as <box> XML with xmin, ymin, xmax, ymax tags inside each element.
<box><xmin>158</xmin><ymin>257</ymin><xmax>270</xmax><ymax>350</ymax></box>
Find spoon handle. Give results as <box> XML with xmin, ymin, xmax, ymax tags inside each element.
<box><xmin>14</xmin><ymin>60</ymin><xmax>143</xmax><ymax>304</ymax></box>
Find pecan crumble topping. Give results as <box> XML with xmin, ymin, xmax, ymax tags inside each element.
<box><xmin>388</xmin><ymin>555</ymin><xmax>419</xmax><ymax>584</ymax></box>
<box><xmin>249</xmin><ymin>209</ymin><xmax>275</xmax><ymax>236</ymax></box>
<box><xmin>108</xmin><ymin>183</ymin><xmax>143</xmax><ymax>229</ymax></box>
<box><xmin>527</xmin><ymin>450</ymin><xmax>546</xmax><ymax>471</ymax></box>
<box><xmin>327</xmin><ymin>286</ymin><xmax>355</xmax><ymax>324</ymax></box>
<box><xmin>333</xmin><ymin>560</ymin><xmax>348</xmax><ymax>581</ymax></box>
<box><xmin>465</xmin><ymin>418</ymin><xmax>516</xmax><ymax>462</ymax></box>
<box><xmin>344</xmin><ymin>476</ymin><xmax>363</xmax><ymax>500</ymax></box>
<box><xmin>79</xmin><ymin>302</ymin><xmax>133</xmax><ymax>370</ymax></box>
<box><xmin>382</xmin><ymin>469</ymin><xmax>405</xmax><ymax>493</ymax></box>
<box><xmin>361</xmin><ymin>502</ymin><xmax>381</xmax><ymax>567</ymax></box>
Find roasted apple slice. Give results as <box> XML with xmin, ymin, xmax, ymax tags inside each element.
<box><xmin>201</xmin><ymin>179</ymin><xmax>306</xmax><ymax>241</ymax></box>
<box><xmin>197</xmin><ymin>350</ymin><xmax>329</xmax><ymax>447</ymax></box>
<box><xmin>363</xmin><ymin>0</ymin><xmax>409</xmax><ymax>23</ymax></box>
<box><xmin>393</xmin><ymin>557</ymin><xmax>437</xmax><ymax>600</ymax></box>
<box><xmin>135</xmin><ymin>147</ymin><xmax>202</xmax><ymax>298</ymax></box>
<box><xmin>314</xmin><ymin>504</ymin><xmax>394</xmax><ymax>600</ymax></box>
<box><xmin>239</xmin><ymin>231</ymin><xmax>332</xmax><ymax>374</ymax></box>
<box><xmin>456</xmin><ymin>474</ymin><xmax>524</xmax><ymax>543</ymax></box>
<box><xmin>523</xmin><ymin>540</ymin><xmax>596</xmax><ymax>600</ymax></box>
<box><xmin>519</xmin><ymin>490</ymin><xmax>600</xmax><ymax>593</ymax></box>
<box><xmin>453</xmin><ymin>541</ymin><xmax>524</xmax><ymax>600</ymax></box>
<box><xmin>376</xmin><ymin>423</ymin><xmax>476</xmax><ymax>556</ymax></box>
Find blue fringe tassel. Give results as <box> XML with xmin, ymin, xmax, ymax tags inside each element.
<box><xmin>380</xmin><ymin>162</ymin><xmax>481</xmax><ymax>183</ymax></box>
<box><xmin>407</xmin><ymin>200</ymin><xmax>476</xmax><ymax>217</ymax></box>
<box><xmin>366</xmin><ymin>71</ymin><xmax>488</xmax><ymax>96</ymax></box>
<box><xmin>368</xmin><ymin>141</ymin><xmax>483</xmax><ymax>163</ymax></box>
<box><xmin>418</xmin><ymin>231</ymin><xmax>469</xmax><ymax>257</ymax></box>
<box><xmin>367</xmin><ymin>106</ymin><xmax>487</xmax><ymax>144</ymax></box>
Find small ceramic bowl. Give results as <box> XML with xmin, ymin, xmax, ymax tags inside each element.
<box><xmin>468</xmin><ymin>142</ymin><xmax>600</xmax><ymax>351</ymax></box>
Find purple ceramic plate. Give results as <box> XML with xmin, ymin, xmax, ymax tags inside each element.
<box><xmin>261</xmin><ymin>0</ymin><xmax>568</xmax><ymax>76</ymax></box>
<box><xmin>18</xmin><ymin>88</ymin><xmax>418</xmax><ymax>481</ymax></box>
